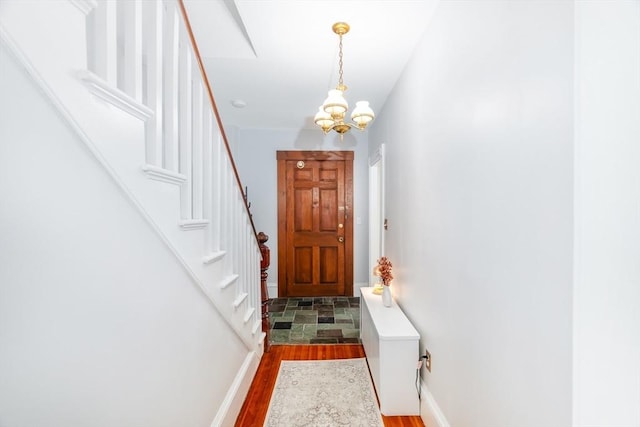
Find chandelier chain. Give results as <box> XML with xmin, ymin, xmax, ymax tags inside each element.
<box><xmin>338</xmin><ymin>34</ymin><xmax>344</xmax><ymax>88</ymax></box>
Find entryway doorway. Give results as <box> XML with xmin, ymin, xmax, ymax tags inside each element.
<box><xmin>277</xmin><ymin>151</ymin><xmax>354</xmax><ymax>297</ymax></box>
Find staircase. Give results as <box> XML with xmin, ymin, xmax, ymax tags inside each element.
<box><xmin>0</xmin><ymin>0</ymin><xmax>265</xmax><ymax>355</ymax></box>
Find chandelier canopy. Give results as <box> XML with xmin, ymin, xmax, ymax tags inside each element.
<box><xmin>314</xmin><ymin>22</ymin><xmax>375</xmax><ymax>137</ymax></box>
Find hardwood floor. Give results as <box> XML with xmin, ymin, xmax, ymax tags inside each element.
<box><xmin>235</xmin><ymin>344</ymin><xmax>424</xmax><ymax>427</ymax></box>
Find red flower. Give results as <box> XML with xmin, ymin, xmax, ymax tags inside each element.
<box><xmin>375</xmin><ymin>257</ymin><xmax>393</xmax><ymax>286</ymax></box>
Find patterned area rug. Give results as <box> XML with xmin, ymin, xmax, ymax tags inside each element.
<box><xmin>264</xmin><ymin>358</ymin><xmax>384</xmax><ymax>427</ymax></box>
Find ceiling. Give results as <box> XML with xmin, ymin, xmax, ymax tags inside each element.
<box><xmin>183</xmin><ymin>0</ymin><xmax>439</xmax><ymax>132</ymax></box>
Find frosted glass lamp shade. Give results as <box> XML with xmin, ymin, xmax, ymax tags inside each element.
<box><xmin>351</xmin><ymin>101</ymin><xmax>375</xmax><ymax>129</ymax></box>
<box><xmin>314</xmin><ymin>107</ymin><xmax>335</xmax><ymax>132</ymax></box>
<box><xmin>323</xmin><ymin>89</ymin><xmax>348</xmax><ymax>119</ymax></box>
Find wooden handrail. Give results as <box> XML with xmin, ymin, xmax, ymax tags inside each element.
<box><xmin>176</xmin><ymin>0</ymin><xmax>259</xmax><ymax>244</ymax></box>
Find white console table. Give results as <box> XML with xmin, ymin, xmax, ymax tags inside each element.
<box><xmin>360</xmin><ymin>287</ymin><xmax>420</xmax><ymax>416</ymax></box>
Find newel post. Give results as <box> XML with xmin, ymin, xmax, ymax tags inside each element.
<box><xmin>258</xmin><ymin>232</ymin><xmax>271</xmax><ymax>352</ymax></box>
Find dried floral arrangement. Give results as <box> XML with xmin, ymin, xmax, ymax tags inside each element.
<box><xmin>373</xmin><ymin>257</ymin><xmax>393</xmax><ymax>286</ymax></box>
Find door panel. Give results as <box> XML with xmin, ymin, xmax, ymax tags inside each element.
<box><xmin>277</xmin><ymin>151</ymin><xmax>353</xmax><ymax>297</ymax></box>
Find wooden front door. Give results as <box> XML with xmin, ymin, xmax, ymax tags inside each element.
<box><xmin>277</xmin><ymin>151</ymin><xmax>353</xmax><ymax>297</ymax></box>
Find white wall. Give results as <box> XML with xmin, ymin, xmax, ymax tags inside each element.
<box><xmin>230</xmin><ymin>127</ymin><xmax>370</xmax><ymax>297</ymax></box>
<box><xmin>573</xmin><ymin>2</ymin><xmax>640</xmax><ymax>426</ymax></box>
<box><xmin>369</xmin><ymin>1</ymin><xmax>574</xmax><ymax>426</ymax></box>
<box><xmin>0</xmin><ymin>43</ymin><xmax>248</xmax><ymax>427</ymax></box>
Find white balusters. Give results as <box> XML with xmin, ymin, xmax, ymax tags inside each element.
<box><xmin>178</xmin><ymin>25</ymin><xmax>193</xmax><ymax>216</ymax></box>
<box><xmin>82</xmin><ymin>0</ymin><xmax>264</xmax><ymax>348</ymax></box>
<box><xmin>162</xmin><ymin>3</ymin><xmax>180</xmax><ymax>172</ymax></box>
<box><xmin>143</xmin><ymin>0</ymin><xmax>164</xmax><ymax>166</ymax></box>
<box><xmin>239</xmin><ymin>201</ymin><xmax>247</xmax><ymax>306</ymax></box>
<box><xmin>81</xmin><ymin>0</ymin><xmax>153</xmax><ymax>123</ymax></box>
<box><xmin>119</xmin><ymin>0</ymin><xmax>142</xmax><ymax>101</ymax></box>
<box><xmin>189</xmin><ymin>82</ymin><xmax>202</xmax><ymax>219</ymax></box>
<box><xmin>90</xmin><ymin>0</ymin><xmax>117</xmax><ymax>86</ymax></box>
<box><xmin>202</xmin><ymin>113</ymin><xmax>213</xmax><ymax>252</ymax></box>
<box><xmin>220</xmin><ymin>153</ymin><xmax>231</xmax><ymax>261</ymax></box>
<box><xmin>192</xmin><ymin>96</ymin><xmax>205</xmax><ymax>221</ymax></box>
<box><xmin>210</xmin><ymin>133</ymin><xmax>223</xmax><ymax>253</ymax></box>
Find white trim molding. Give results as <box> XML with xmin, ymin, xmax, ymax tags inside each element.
<box><xmin>267</xmin><ymin>282</ymin><xmax>278</xmax><ymax>299</ymax></box>
<box><xmin>178</xmin><ymin>219</ymin><xmax>210</xmax><ymax>230</ymax></box>
<box><xmin>203</xmin><ymin>251</ymin><xmax>226</xmax><ymax>264</ymax></box>
<box><xmin>420</xmin><ymin>380</ymin><xmax>450</xmax><ymax>427</ymax></box>
<box><xmin>220</xmin><ymin>274</ymin><xmax>239</xmax><ymax>290</ymax></box>
<box><xmin>251</xmin><ymin>320</ymin><xmax>262</xmax><ymax>335</ymax></box>
<box><xmin>233</xmin><ymin>292</ymin><xmax>248</xmax><ymax>308</ymax></box>
<box><xmin>243</xmin><ymin>307</ymin><xmax>256</xmax><ymax>324</ymax></box>
<box><xmin>142</xmin><ymin>164</ymin><xmax>187</xmax><ymax>185</ymax></box>
<box><xmin>369</xmin><ymin>144</ymin><xmax>383</xmax><ymax>167</ymax></box>
<box><xmin>209</xmin><ymin>351</ymin><xmax>261</xmax><ymax>427</ymax></box>
<box><xmin>78</xmin><ymin>70</ymin><xmax>153</xmax><ymax>121</ymax></box>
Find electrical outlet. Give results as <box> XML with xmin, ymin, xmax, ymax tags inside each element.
<box><xmin>424</xmin><ymin>349</ymin><xmax>431</xmax><ymax>372</ymax></box>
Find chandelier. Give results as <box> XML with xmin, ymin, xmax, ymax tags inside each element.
<box><xmin>314</xmin><ymin>22</ymin><xmax>375</xmax><ymax>137</ymax></box>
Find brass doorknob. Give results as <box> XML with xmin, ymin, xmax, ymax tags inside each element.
<box><xmin>338</xmin><ymin>236</ymin><xmax>344</xmax><ymax>243</ymax></box>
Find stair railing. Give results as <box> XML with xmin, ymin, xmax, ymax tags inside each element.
<box><xmin>82</xmin><ymin>0</ymin><xmax>267</xmax><ymax>348</ymax></box>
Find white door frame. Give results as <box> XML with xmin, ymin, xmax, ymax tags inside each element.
<box><xmin>368</xmin><ymin>143</ymin><xmax>385</xmax><ymax>285</ymax></box>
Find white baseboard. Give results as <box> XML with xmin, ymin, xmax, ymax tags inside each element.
<box><xmin>420</xmin><ymin>380</ymin><xmax>450</xmax><ymax>427</ymax></box>
<box><xmin>210</xmin><ymin>350</ymin><xmax>261</xmax><ymax>427</ymax></box>
<box><xmin>267</xmin><ymin>282</ymin><xmax>278</xmax><ymax>299</ymax></box>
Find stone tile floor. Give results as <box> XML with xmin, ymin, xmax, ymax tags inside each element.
<box><xmin>268</xmin><ymin>296</ymin><xmax>361</xmax><ymax>344</ymax></box>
